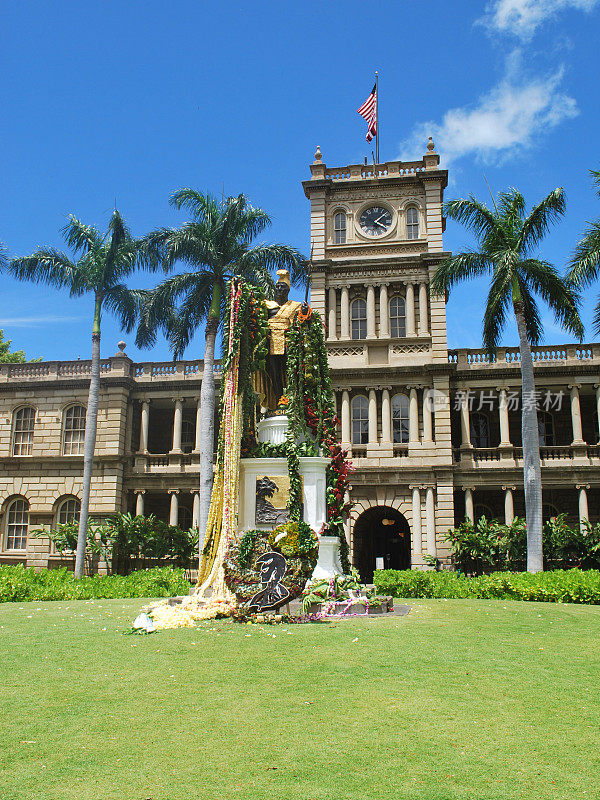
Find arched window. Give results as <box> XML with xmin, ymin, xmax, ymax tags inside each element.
<box><xmin>181</xmin><ymin>420</ymin><xmax>195</xmax><ymax>453</ymax></box>
<box><xmin>389</xmin><ymin>296</ymin><xmax>406</xmax><ymax>338</ymax></box>
<box><xmin>63</xmin><ymin>405</ymin><xmax>86</xmax><ymax>455</ymax></box>
<box><xmin>470</xmin><ymin>412</ymin><xmax>490</xmax><ymax>448</ymax></box>
<box><xmin>5</xmin><ymin>497</ymin><xmax>29</xmax><ymax>550</ymax></box>
<box><xmin>351</xmin><ymin>395</ymin><xmax>369</xmax><ymax>445</ymax></box>
<box><xmin>392</xmin><ymin>393</ymin><xmax>410</xmax><ymax>443</ymax></box>
<box><xmin>538</xmin><ymin>411</ymin><xmax>555</xmax><ymax>447</ymax></box>
<box><xmin>12</xmin><ymin>407</ymin><xmax>36</xmax><ymax>456</ymax></box>
<box><xmin>334</xmin><ymin>211</ymin><xmax>347</xmax><ymax>244</ymax></box>
<box><xmin>57</xmin><ymin>497</ymin><xmax>81</xmax><ymax>525</ymax></box>
<box><xmin>351</xmin><ymin>298</ymin><xmax>367</xmax><ymax>340</ymax></box>
<box><xmin>406</xmin><ymin>207</ymin><xmax>419</xmax><ymax>240</ymax></box>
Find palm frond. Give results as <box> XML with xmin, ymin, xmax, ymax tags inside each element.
<box><xmin>591</xmin><ymin>168</ymin><xmax>600</xmax><ymax>199</ymax></box>
<box><xmin>61</xmin><ymin>215</ymin><xmax>102</xmax><ymax>254</ymax></box>
<box><xmin>521</xmin><ymin>258</ymin><xmax>584</xmax><ymax>341</ymax></box>
<box><xmin>516</xmin><ymin>280</ymin><xmax>543</xmax><ymax>346</ymax></box>
<box><xmin>443</xmin><ymin>197</ymin><xmax>499</xmax><ymax>240</ymax></box>
<box><xmin>592</xmin><ymin>294</ymin><xmax>600</xmax><ymax>336</ymax></box>
<box><xmin>430</xmin><ymin>252</ymin><xmax>492</xmax><ymax>298</ymax></box>
<box><xmin>170</xmin><ymin>189</ymin><xmax>219</xmax><ymax>221</ymax></box>
<box><xmin>0</xmin><ymin>242</ymin><xmax>8</xmax><ymax>271</ymax></box>
<box><xmin>518</xmin><ymin>187</ymin><xmax>566</xmax><ymax>254</ymax></box>
<box><xmin>482</xmin><ymin>264</ymin><xmax>512</xmax><ymax>353</ymax></box>
<box><xmin>8</xmin><ymin>250</ymin><xmax>79</xmax><ymax>291</ymax></box>
<box><xmin>102</xmin><ymin>283</ymin><xmax>140</xmax><ymax>333</ymax></box>
<box><xmin>567</xmin><ymin>220</ymin><xmax>600</xmax><ymax>288</ymax></box>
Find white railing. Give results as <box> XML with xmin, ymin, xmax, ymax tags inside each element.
<box><xmin>448</xmin><ymin>343</ymin><xmax>600</xmax><ymax>367</ymax></box>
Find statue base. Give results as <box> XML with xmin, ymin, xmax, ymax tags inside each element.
<box><xmin>312</xmin><ymin>535</ymin><xmax>344</xmax><ymax>580</ymax></box>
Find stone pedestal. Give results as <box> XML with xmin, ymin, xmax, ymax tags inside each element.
<box><xmin>257</xmin><ymin>415</ymin><xmax>289</xmax><ymax>445</ymax></box>
<box><xmin>312</xmin><ymin>535</ymin><xmax>343</xmax><ymax>580</ymax></box>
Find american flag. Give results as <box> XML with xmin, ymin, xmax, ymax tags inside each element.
<box><xmin>357</xmin><ymin>84</ymin><xmax>377</xmax><ymax>142</ymax></box>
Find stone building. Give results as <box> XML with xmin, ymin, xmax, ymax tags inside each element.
<box><xmin>1</xmin><ymin>142</ymin><xmax>599</xmax><ymax>575</ymax></box>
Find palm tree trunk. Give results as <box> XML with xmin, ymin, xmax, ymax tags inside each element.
<box><xmin>513</xmin><ymin>300</ymin><xmax>543</xmax><ymax>572</ymax></box>
<box><xmin>74</xmin><ymin>294</ymin><xmax>102</xmax><ymax>578</ymax></box>
<box><xmin>197</xmin><ymin>283</ymin><xmax>221</xmax><ymax>555</ymax></box>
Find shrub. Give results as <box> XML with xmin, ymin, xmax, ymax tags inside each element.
<box><xmin>0</xmin><ymin>565</ymin><xmax>191</xmax><ymax>603</ymax></box>
<box><xmin>373</xmin><ymin>568</ymin><xmax>600</xmax><ymax>604</ymax></box>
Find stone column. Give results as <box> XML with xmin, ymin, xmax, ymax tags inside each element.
<box><xmin>381</xmin><ymin>388</ymin><xmax>392</xmax><ymax>445</ymax></box>
<box><xmin>170</xmin><ymin>398</ymin><xmax>183</xmax><ymax>453</ymax></box>
<box><xmin>341</xmin><ymin>390</ymin><xmax>350</xmax><ymax>444</ymax></box>
<box><xmin>168</xmin><ymin>490</ymin><xmax>179</xmax><ymax>527</ymax></box>
<box><xmin>577</xmin><ymin>484</ymin><xmax>590</xmax><ymax>532</ymax></box>
<box><xmin>193</xmin><ymin>397</ymin><xmax>202</xmax><ymax>452</ymax></box>
<box><xmin>125</xmin><ymin>402</ymin><xmax>134</xmax><ymax>454</ymax></box>
<box><xmin>340</xmin><ymin>285</ymin><xmax>350</xmax><ymax>340</ymax></box>
<box><xmin>366</xmin><ymin>284</ymin><xmax>376</xmax><ymax>339</ymax></box>
<box><xmin>409</xmin><ymin>387</ymin><xmax>419</xmax><ymax>443</ymax></box>
<box><xmin>406</xmin><ymin>283</ymin><xmax>416</xmax><ymax>337</ymax></box>
<box><xmin>379</xmin><ymin>283</ymin><xmax>390</xmax><ymax>338</ymax></box>
<box><xmin>139</xmin><ymin>400</ymin><xmax>150</xmax><ymax>453</ymax></box>
<box><xmin>192</xmin><ymin>491</ymin><xmax>200</xmax><ymax>529</ymax></box>
<box><xmin>135</xmin><ymin>490</ymin><xmax>145</xmax><ymax>516</ymax></box>
<box><xmin>464</xmin><ymin>487</ymin><xmax>474</xmax><ymax>522</ymax></box>
<box><xmin>418</xmin><ymin>282</ymin><xmax>429</xmax><ymax>336</ymax></box>
<box><xmin>411</xmin><ymin>486</ymin><xmax>422</xmax><ymax>556</ymax></box>
<box><xmin>569</xmin><ymin>384</ymin><xmax>584</xmax><ymax>444</ymax></box>
<box><xmin>459</xmin><ymin>390</ymin><xmax>471</xmax><ymax>446</ymax></box>
<box><xmin>327</xmin><ymin>287</ymin><xmax>337</xmax><ymax>341</ymax></box>
<box><xmin>368</xmin><ymin>389</ymin><xmax>378</xmax><ymax>445</ymax></box>
<box><xmin>503</xmin><ymin>486</ymin><xmax>515</xmax><ymax>526</ymax></box>
<box><xmin>422</xmin><ymin>388</ymin><xmax>433</xmax><ymax>442</ymax></box>
<box><xmin>596</xmin><ymin>384</ymin><xmax>600</xmax><ymax>441</ymax></box>
<box><xmin>425</xmin><ymin>487</ymin><xmax>436</xmax><ymax>556</ymax></box>
<box><xmin>498</xmin><ymin>388</ymin><xmax>511</xmax><ymax>445</ymax></box>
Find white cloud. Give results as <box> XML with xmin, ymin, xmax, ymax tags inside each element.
<box><xmin>399</xmin><ymin>65</ymin><xmax>578</xmax><ymax>165</ymax></box>
<box><xmin>481</xmin><ymin>0</ymin><xmax>598</xmax><ymax>40</ymax></box>
<box><xmin>0</xmin><ymin>316</ymin><xmax>80</xmax><ymax>328</ymax></box>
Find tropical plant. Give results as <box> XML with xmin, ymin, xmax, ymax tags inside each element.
<box><xmin>568</xmin><ymin>167</ymin><xmax>600</xmax><ymax>333</ymax></box>
<box><xmin>431</xmin><ymin>187</ymin><xmax>583</xmax><ymax>572</ymax></box>
<box><xmin>0</xmin><ymin>329</ymin><xmax>29</xmax><ymax>363</ymax></box>
<box><xmin>135</xmin><ymin>190</ymin><xmax>306</xmax><ymax>547</ymax></box>
<box><xmin>30</xmin><ymin>519</ymin><xmax>115</xmax><ymax>575</ymax></box>
<box><xmin>7</xmin><ymin>211</ymin><xmax>160</xmax><ymax>577</ymax></box>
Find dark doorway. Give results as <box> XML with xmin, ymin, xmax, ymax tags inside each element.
<box><xmin>353</xmin><ymin>506</ymin><xmax>411</xmax><ymax>583</ymax></box>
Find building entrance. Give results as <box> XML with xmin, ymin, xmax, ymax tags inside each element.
<box><xmin>353</xmin><ymin>506</ymin><xmax>411</xmax><ymax>583</ymax></box>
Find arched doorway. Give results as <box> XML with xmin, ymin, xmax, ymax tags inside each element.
<box><xmin>353</xmin><ymin>506</ymin><xmax>411</xmax><ymax>583</ymax></box>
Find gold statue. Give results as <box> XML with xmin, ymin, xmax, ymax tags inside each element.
<box><xmin>255</xmin><ymin>269</ymin><xmax>303</xmax><ymax>410</ymax></box>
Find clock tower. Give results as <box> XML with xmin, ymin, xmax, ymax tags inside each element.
<box><xmin>303</xmin><ymin>140</ymin><xmax>455</xmax><ymax>575</ymax></box>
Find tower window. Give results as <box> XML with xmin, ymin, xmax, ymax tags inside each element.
<box><xmin>538</xmin><ymin>411</ymin><xmax>555</xmax><ymax>447</ymax></box>
<box><xmin>392</xmin><ymin>393</ymin><xmax>410</xmax><ymax>443</ymax></box>
<box><xmin>334</xmin><ymin>212</ymin><xmax>347</xmax><ymax>244</ymax></box>
<box><xmin>470</xmin><ymin>412</ymin><xmax>490</xmax><ymax>448</ymax></box>
<box><xmin>63</xmin><ymin>405</ymin><xmax>86</xmax><ymax>455</ymax></box>
<box><xmin>351</xmin><ymin>395</ymin><xmax>369</xmax><ymax>445</ymax></box>
<box><xmin>5</xmin><ymin>497</ymin><xmax>29</xmax><ymax>550</ymax></box>
<box><xmin>12</xmin><ymin>407</ymin><xmax>36</xmax><ymax>456</ymax></box>
<box><xmin>389</xmin><ymin>296</ymin><xmax>406</xmax><ymax>338</ymax></box>
<box><xmin>351</xmin><ymin>298</ymin><xmax>367</xmax><ymax>339</ymax></box>
<box><xmin>406</xmin><ymin>207</ymin><xmax>419</xmax><ymax>240</ymax></box>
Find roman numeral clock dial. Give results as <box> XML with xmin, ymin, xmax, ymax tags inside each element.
<box><xmin>359</xmin><ymin>206</ymin><xmax>392</xmax><ymax>236</ymax></box>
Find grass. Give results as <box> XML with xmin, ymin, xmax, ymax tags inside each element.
<box><xmin>0</xmin><ymin>598</ymin><xmax>598</xmax><ymax>800</ymax></box>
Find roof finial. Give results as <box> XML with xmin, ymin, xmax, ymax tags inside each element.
<box><xmin>314</xmin><ymin>145</ymin><xmax>323</xmax><ymax>163</ymax></box>
<box><xmin>427</xmin><ymin>136</ymin><xmax>435</xmax><ymax>152</ymax></box>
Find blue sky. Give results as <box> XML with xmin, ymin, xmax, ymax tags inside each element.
<box><xmin>1</xmin><ymin>0</ymin><xmax>599</xmax><ymax>361</ymax></box>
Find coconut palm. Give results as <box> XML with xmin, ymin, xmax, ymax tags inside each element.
<box><xmin>7</xmin><ymin>211</ymin><xmax>159</xmax><ymax>577</ymax></box>
<box><xmin>567</xmin><ymin>168</ymin><xmax>600</xmax><ymax>332</ymax></box>
<box><xmin>431</xmin><ymin>187</ymin><xmax>583</xmax><ymax>573</ymax></box>
<box><xmin>136</xmin><ymin>190</ymin><xmax>306</xmax><ymax>547</ymax></box>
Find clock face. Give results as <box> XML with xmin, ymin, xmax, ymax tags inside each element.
<box><xmin>359</xmin><ymin>206</ymin><xmax>393</xmax><ymax>236</ymax></box>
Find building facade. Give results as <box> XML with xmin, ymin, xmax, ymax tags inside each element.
<box><xmin>1</xmin><ymin>143</ymin><xmax>599</xmax><ymax>575</ymax></box>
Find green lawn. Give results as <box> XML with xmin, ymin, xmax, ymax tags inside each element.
<box><xmin>1</xmin><ymin>598</ymin><xmax>598</xmax><ymax>800</ymax></box>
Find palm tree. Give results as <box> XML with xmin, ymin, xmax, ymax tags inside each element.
<box><xmin>431</xmin><ymin>187</ymin><xmax>583</xmax><ymax>573</ymax></box>
<box><xmin>568</xmin><ymin>168</ymin><xmax>600</xmax><ymax>332</ymax></box>
<box><xmin>7</xmin><ymin>212</ymin><xmax>159</xmax><ymax>577</ymax></box>
<box><xmin>136</xmin><ymin>190</ymin><xmax>305</xmax><ymax>546</ymax></box>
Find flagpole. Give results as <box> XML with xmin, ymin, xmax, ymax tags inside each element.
<box><xmin>375</xmin><ymin>70</ymin><xmax>379</xmax><ymax>164</ymax></box>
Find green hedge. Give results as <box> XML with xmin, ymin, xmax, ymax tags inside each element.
<box><xmin>373</xmin><ymin>568</ymin><xmax>600</xmax><ymax>604</ymax></box>
<box><xmin>0</xmin><ymin>565</ymin><xmax>191</xmax><ymax>603</ymax></box>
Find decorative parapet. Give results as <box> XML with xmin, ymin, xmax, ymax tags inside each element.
<box><xmin>0</xmin><ymin>356</ymin><xmax>223</xmax><ymax>384</ymax></box>
<box><xmin>447</xmin><ymin>343</ymin><xmax>600</xmax><ymax>369</ymax></box>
